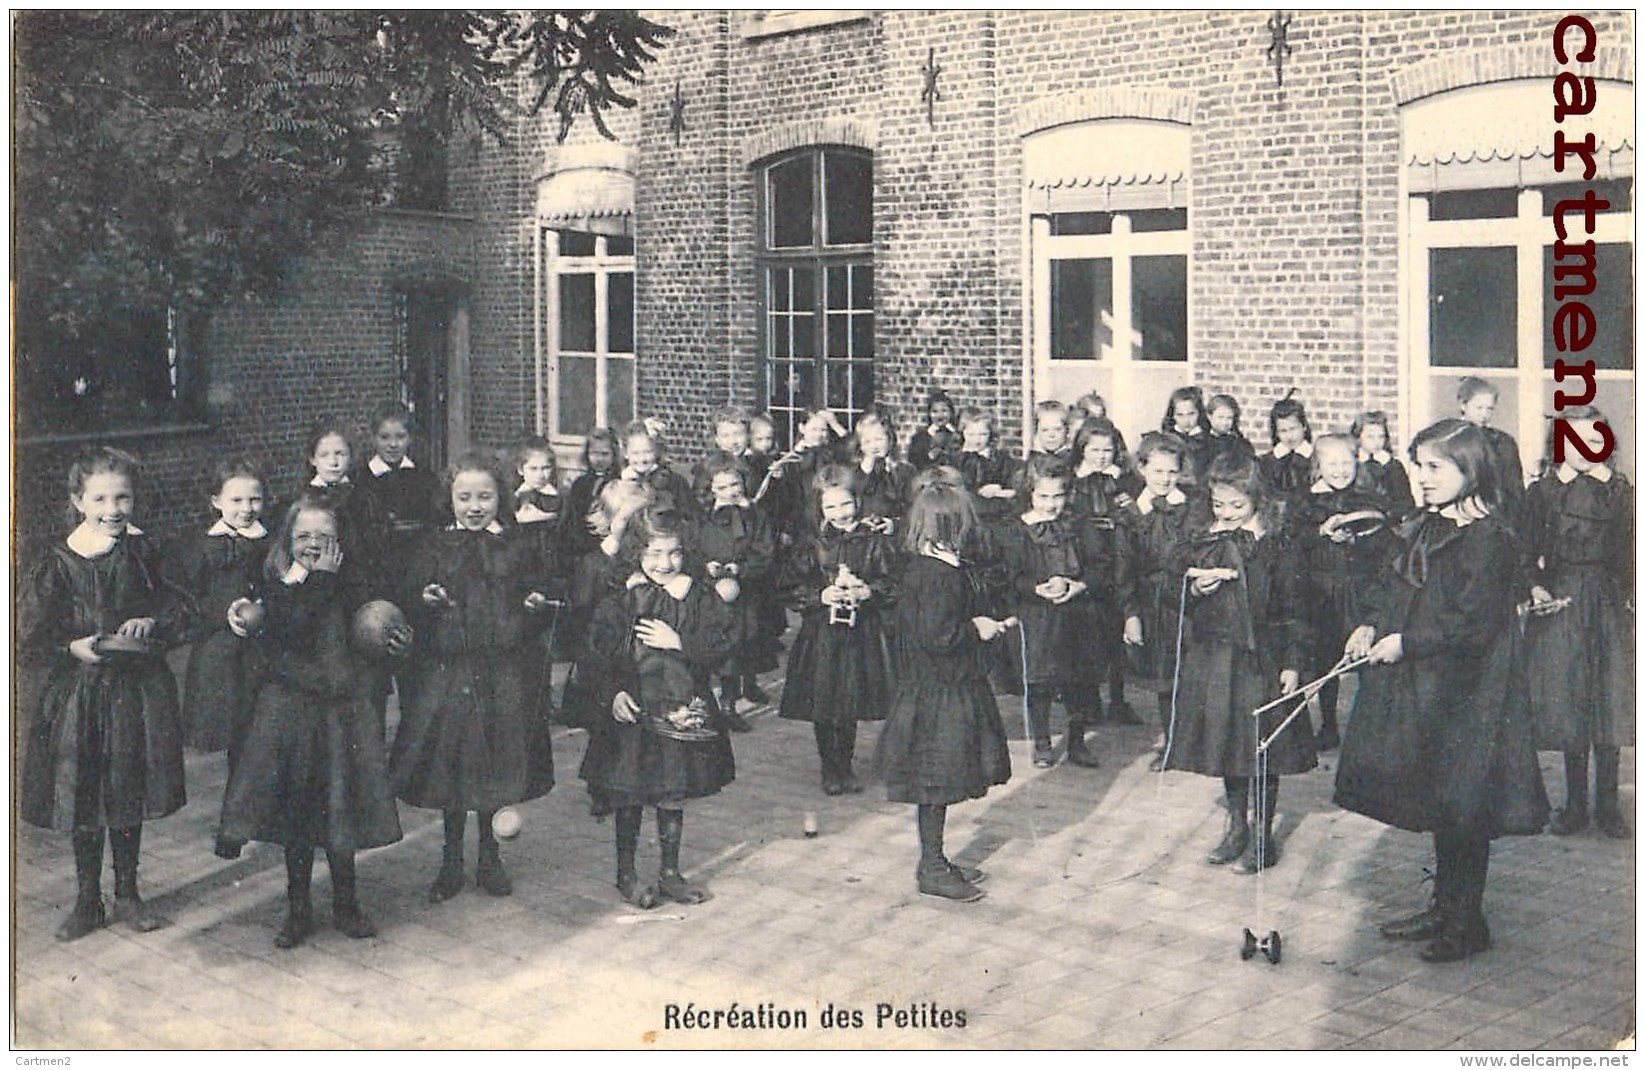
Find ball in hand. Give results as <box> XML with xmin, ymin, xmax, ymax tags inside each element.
<box><xmin>352</xmin><ymin>600</ymin><xmax>410</xmax><ymax>657</ymax></box>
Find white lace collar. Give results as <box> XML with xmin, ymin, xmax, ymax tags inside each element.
<box><xmin>1272</xmin><ymin>440</ymin><xmax>1314</xmax><ymax>460</ymax></box>
<box><xmin>921</xmin><ymin>544</ymin><xmax>961</xmax><ymax>568</ymax></box>
<box><xmin>627</xmin><ymin>572</ymin><xmax>694</xmax><ymax>600</ymax></box>
<box><xmin>1135</xmin><ymin>487</ymin><xmax>1186</xmax><ymax>515</ymax></box>
<box><xmin>207</xmin><ymin>518</ymin><xmax>268</xmax><ymax>539</ymax></box>
<box><xmin>66</xmin><ymin>522</ymin><xmax>144</xmax><ymax>559</ymax></box>
<box><xmin>1557</xmin><ymin>463</ymin><xmax>1613</xmax><ymax>484</ymax></box>
<box><xmin>368</xmin><ymin>455</ymin><xmax>415</xmax><ymax>477</ymax></box>
<box><xmin>1358</xmin><ymin>448</ymin><xmax>1393</xmax><ymax>465</ymax></box>
<box><xmin>446</xmin><ymin>520</ymin><xmax>506</xmax><ymax>535</ymax></box>
<box><xmin>310</xmin><ymin>475</ymin><xmax>351</xmax><ymax>488</ymax></box>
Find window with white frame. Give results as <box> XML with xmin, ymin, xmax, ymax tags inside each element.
<box><xmin>542</xmin><ymin>229</ymin><xmax>636</xmax><ymax>438</ymax></box>
<box><xmin>1403</xmin><ymin>80</ymin><xmax>1635</xmax><ymax>473</ymax></box>
<box><xmin>1025</xmin><ymin>119</ymin><xmax>1191</xmax><ymax>446</ymax></box>
<box><xmin>758</xmin><ymin>146</ymin><xmax>874</xmax><ymax>448</ymax></box>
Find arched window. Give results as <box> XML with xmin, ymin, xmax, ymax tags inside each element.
<box><xmin>1403</xmin><ymin>79</ymin><xmax>1634</xmax><ymax>472</ymax></box>
<box><xmin>757</xmin><ymin>147</ymin><xmax>874</xmax><ymax>447</ymax></box>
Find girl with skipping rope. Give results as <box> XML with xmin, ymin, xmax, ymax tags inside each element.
<box><xmin>1336</xmin><ymin>419</ymin><xmax>1548</xmax><ymax>963</ymax></box>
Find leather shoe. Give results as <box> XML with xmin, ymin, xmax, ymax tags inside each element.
<box><xmin>917</xmin><ymin>865</ymin><xmax>985</xmax><ymax>902</ymax></box>
<box><xmin>1379</xmin><ymin>905</ymin><xmax>1444</xmax><ymax>941</ymax></box>
<box><xmin>1206</xmin><ymin>824</ymin><xmax>1250</xmax><ymax>866</ymax></box>
<box><xmin>1420</xmin><ymin>916</ymin><xmax>1491</xmax><ymax>963</ymax></box>
<box><xmin>1109</xmin><ymin>700</ymin><xmax>1144</xmax><ymax>726</ymax></box>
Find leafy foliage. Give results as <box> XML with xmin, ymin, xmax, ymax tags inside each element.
<box><xmin>12</xmin><ymin>10</ymin><xmax>672</xmax><ymax>332</ymax></box>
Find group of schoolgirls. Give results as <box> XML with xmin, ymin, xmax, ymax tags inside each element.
<box><xmin>19</xmin><ymin>374</ymin><xmax>1631</xmax><ymax>952</ymax></box>
<box><xmin>21</xmin><ymin>403</ymin><xmax>562</xmax><ymax>951</ymax></box>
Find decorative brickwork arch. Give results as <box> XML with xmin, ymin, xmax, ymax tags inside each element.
<box><xmin>741</xmin><ymin>118</ymin><xmax>878</xmax><ymax>167</ymax></box>
<box><xmin>1390</xmin><ymin>43</ymin><xmax>1633</xmax><ymax>106</ymax></box>
<box><xmin>1013</xmin><ymin>87</ymin><xmax>1195</xmax><ymax>139</ymax></box>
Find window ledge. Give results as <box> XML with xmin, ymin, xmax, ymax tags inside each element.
<box><xmin>742</xmin><ymin>10</ymin><xmax>871</xmax><ymax>39</ymax></box>
<box><xmin>17</xmin><ymin>421</ymin><xmax>215</xmax><ymax>448</ymax></box>
<box><xmin>376</xmin><ymin>206</ymin><xmax>477</xmax><ymax>224</ymax></box>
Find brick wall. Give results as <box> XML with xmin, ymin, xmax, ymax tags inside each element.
<box><xmin>14</xmin><ymin>211</ymin><xmax>477</xmax><ymax>555</ymax></box>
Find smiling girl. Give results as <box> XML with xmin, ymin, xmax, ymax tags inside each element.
<box><xmin>393</xmin><ymin>453</ymin><xmax>557</xmax><ymax>904</ymax></box>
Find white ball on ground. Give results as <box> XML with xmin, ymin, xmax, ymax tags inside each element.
<box><xmin>492</xmin><ymin>807</ymin><xmax>522</xmax><ymax>840</ymax></box>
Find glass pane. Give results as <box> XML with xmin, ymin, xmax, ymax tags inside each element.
<box><xmin>825</xmin><ymin>363</ymin><xmax>854</xmax><ymax>410</ymax></box>
<box><xmin>826</xmin><ymin>313</ymin><xmax>850</xmax><ymax>358</ymax></box>
<box><xmin>1050</xmin><ymin>258</ymin><xmax>1113</xmax><ymax>360</ymax></box>
<box><xmin>1130</xmin><ymin>207</ymin><xmax>1188</xmax><ymax>233</ymax></box>
<box><xmin>824</xmin><ymin>150</ymin><xmax>873</xmax><ymax>246</ymax></box>
<box><xmin>1050</xmin><ymin>212</ymin><xmax>1114</xmax><ymax>236</ymax></box>
<box><xmin>1543</xmin><ymin>242</ymin><xmax>1634</xmax><ymax>371</ymax></box>
<box><xmin>1429</xmin><ymin>188</ymin><xmax>1518</xmax><ymax>221</ymax></box>
<box><xmin>827</xmin><ymin>265</ymin><xmax>848</xmax><ymax>309</ymax></box>
<box><xmin>1430</xmin><ymin>247</ymin><xmax>1516</xmax><ymax>368</ymax></box>
<box><xmin>559</xmin><ymin>355</ymin><xmax>596</xmax><ymax>435</ymax></box>
<box><xmin>769</xmin><ymin>268</ymin><xmax>792</xmax><ymax>313</ymax></box>
<box><xmin>558</xmin><ymin>231</ymin><xmax>597</xmax><ymax>256</ymax></box>
<box><xmin>852</xmin><ymin>313</ymin><xmax>874</xmax><ymax>359</ymax></box>
<box><xmin>606</xmin><ymin>234</ymin><xmax>636</xmax><ymax>256</ymax></box>
<box><xmin>793</xmin><ymin>308</ymin><xmax>818</xmax><ymax>359</ymax></box>
<box><xmin>607</xmin><ymin>271</ymin><xmax>635</xmax><ymax>353</ymax></box>
<box><xmin>1133</xmin><ymin>255</ymin><xmax>1188</xmax><ymax>362</ymax></box>
<box><xmin>606</xmin><ymin>355</ymin><xmax>636</xmax><ymax>427</ymax></box>
<box><xmin>769</xmin><ymin>361</ymin><xmax>813</xmax><ymax>410</ymax></box>
<box><xmin>854</xmin><ymin>264</ymin><xmax>874</xmax><ymax>309</ymax></box>
<box><xmin>793</xmin><ymin>267</ymin><xmax>817</xmax><ymax>311</ymax></box>
<box><xmin>558</xmin><ymin>274</ymin><xmax>596</xmax><ymax>352</ymax></box>
<box><xmin>853</xmin><ymin>362</ymin><xmax>875</xmax><ymax>419</ymax></box>
<box><xmin>768</xmin><ymin>155</ymin><xmax>814</xmax><ymax>248</ymax></box>
<box><xmin>1542</xmin><ymin>179</ymin><xmax>1632</xmax><ymax>216</ymax></box>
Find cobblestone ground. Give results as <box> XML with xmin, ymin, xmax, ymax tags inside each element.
<box><xmin>11</xmin><ymin>661</ymin><xmax>1636</xmax><ymax>1051</ymax></box>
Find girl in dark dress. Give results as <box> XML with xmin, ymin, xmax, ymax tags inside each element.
<box><xmin>581</xmin><ymin>508</ymin><xmax>740</xmax><ymax>908</ymax></box>
<box><xmin>559</xmin><ymin>427</ymin><xmax>623</xmax><ymax>689</ymax></box>
<box><xmin>1161</xmin><ymin>386</ymin><xmax>1213</xmax><ymax>490</ymax></box>
<box><xmin>353</xmin><ymin>402</ymin><xmax>442</xmax><ymax>599</ymax></box>
<box><xmin>1336</xmin><ymin>419</ymin><xmax>1548</xmax><ymax>963</ymax></box>
<box><xmin>623</xmin><ymin>420</ymin><xmax>700</xmax><ymax>521</ymax></box>
<box><xmin>779</xmin><ymin>464</ymin><xmax>899</xmax><ymax>794</ymax></box>
<box><xmin>299</xmin><ymin>422</ymin><xmax>361</xmax><ymax>544</ymax></box>
<box><xmin>744</xmin><ymin>412</ymin><xmax>786</xmax><ymax>681</ymax></box>
<box><xmin>20</xmin><ymin>447</ymin><xmax>188</xmax><ymax>941</ymax></box>
<box><xmin>1120</xmin><ymin>432</ymin><xmax>1193</xmax><ymax>770</ymax></box>
<box><xmin>1257</xmin><ymin>391</ymin><xmax>1314</xmax><ymax>530</ymax></box>
<box><xmin>1205</xmin><ymin>394</ymin><xmax>1257</xmax><ymax>469</ymax></box>
<box><xmin>394</xmin><ymin>454</ymin><xmax>558</xmax><ymax>902</ymax></box>
<box><xmin>852</xmin><ymin>412</ymin><xmax>913</xmax><ymax>529</ymax></box>
<box><xmin>995</xmin><ymin>455</ymin><xmax>1093</xmax><ymax>768</ymax></box>
<box><xmin>178</xmin><ymin>458</ymin><xmax>269</xmax><ymax>759</ymax></box>
<box><xmin>1069</xmin><ymin>417</ymin><xmax>1143</xmax><ymax>726</ymax></box>
<box><xmin>1522</xmin><ymin>407</ymin><xmax>1634</xmax><ymax>838</ymax></box>
<box><xmin>1352</xmin><ymin>411</ymin><xmax>1415</xmax><ymax>516</ymax></box>
<box><xmin>219</xmin><ymin>498</ymin><xmax>403</xmax><ymax>948</ymax></box>
<box><xmin>688</xmin><ymin>451</ymin><xmax>775</xmax><ymax>729</ymax></box>
<box><xmin>907</xmin><ymin>389</ymin><xmax>961</xmax><ymax>472</ymax></box>
<box><xmin>875</xmin><ymin>484</ymin><xmax>1013</xmax><ymax>902</ymax></box>
<box><xmin>1293</xmin><ymin>434</ymin><xmax>1399</xmax><ymax>752</ymax></box>
<box><xmin>1457</xmin><ymin>377</ymin><xmax>1526</xmax><ymax>523</ymax></box>
<box><xmin>955</xmin><ymin>408</ymin><xmax>1019</xmax><ymax>527</ymax></box>
<box><xmin>1163</xmin><ymin>454</ymin><xmax>1313</xmax><ymax>873</ymax></box>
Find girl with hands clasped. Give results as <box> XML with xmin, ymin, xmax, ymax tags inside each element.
<box><xmin>874</xmin><ymin>484</ymin><xmax>1012</xmax><ymax>902</ymax></box>
<box><xmin>393</xmin><ymin>454</ymin><xmax>557</xmax><ymax>904</ymax></box>
<box><xmin>21</xmin><ymin>448</ymin><xmax>188</xmax><ymax>941</ymax></box>
<box><xmin>1162</xmin><ymin>455</ymin><xmax>1312</xmax><ymax>874</ymax></box>
<box><xmin>995</xmin><ymin>455</ymin><xmax>1095</xmax><ymax>768</ymax></box>
<box><xmin>779</xmin><ymin>465</ymin><xmax>899</xmax><ymax>795</ymax></box>
<box><xmin>219</xmin><ymin>498</ymin><xmax>403</xmax><ymax>949</ymax></box>
<box><xmin>1335</xmin><ymin>420</ymin><xmax>1548</xmax><ymax>963</ymax></box>
<box><xmin>581</xmin><ymin>509</ymin><xmax>739</xmax><ymax>909</ymax></box>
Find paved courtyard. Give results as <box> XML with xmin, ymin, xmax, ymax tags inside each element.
<box><xmin>11</xmin><ymin>665</ymin><xmax>1637</xmax><ymax>1051</ymax></box>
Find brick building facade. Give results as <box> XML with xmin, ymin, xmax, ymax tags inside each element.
<box><xmin>13</xmin><ymin>10</ymin><xmax>1633</xmax><ymax>550</ymax></box>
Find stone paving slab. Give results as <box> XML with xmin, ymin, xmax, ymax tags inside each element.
<box><xmin>9</xmin><ymin>666</ymin><xmax>1637</xmax><ymax>1051</ymax></box>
